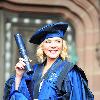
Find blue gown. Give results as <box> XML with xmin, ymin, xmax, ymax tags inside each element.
<box><xmin>3</xmin><ymin>57</ymin><xmax>94</xmax><ymax>100</ymax></box>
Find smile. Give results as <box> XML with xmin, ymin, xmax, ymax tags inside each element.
<box><xmin>49</xmin><ymin>50</ymin><xmax>58</xmax><ymax>53</ymax></box>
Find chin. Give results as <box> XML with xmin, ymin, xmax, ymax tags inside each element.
<box><xmin>48</xmin><ymin>55</ymin><xmax>59</xmax><ymax>59</ymax></box>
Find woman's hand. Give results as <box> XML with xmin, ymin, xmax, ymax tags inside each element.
<box><xmin>15</xmin><ymin>58</ymin><xmax>26</xmax><ymax>78</ymax></box>
<box><xmin>15</xmin><ymin>58</ymin><xmax>26</xmax><ymax>90</ymax></box>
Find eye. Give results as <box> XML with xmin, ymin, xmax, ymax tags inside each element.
<box><xmin>45</xmin><ymin>40</ymin><xmax>51</xmax><ymax>43</ymax></box>
<box><xmin>56</xmin><ymin>40</ymin><xmax>61</xmax><ymax>43</ymax></box>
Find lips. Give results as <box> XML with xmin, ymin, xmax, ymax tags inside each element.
<box><xmin>49</xmin><ymin>50</ymin><xmax>58</xmax><ymax>54</ymax></box>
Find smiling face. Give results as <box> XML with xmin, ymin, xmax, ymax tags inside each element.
<box><xmin>42</xmin><ymin>37</ymin><xmax>63</xmax><ymax>60</ymax></box>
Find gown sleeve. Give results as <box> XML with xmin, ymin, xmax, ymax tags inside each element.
<box><xmin>3</xmin><ymin>75</ymin><xmax>15</xmax><ymax>100</ymax></box>
<box><xmin>3</xmin><ymin>64</ymin><xmax>38</xmax><ymax>100</ymax></box>
<box><xmin>64</xmin><ymin>66</ymin><xmax>94</xmax><ymax>100</ymax></box>
<box><xmin>3</xmin><ymin>73</ymin><xmax>33</xmax><ymax>100</ymax></box>
<box><xmin>67</xmin><ymin>68</ymin><xmax>83</xmax><ymax>100</ymax></box>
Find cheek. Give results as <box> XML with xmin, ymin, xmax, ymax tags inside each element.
<box><xmin>58</xmin><ymin>45</ymin><xmax>63</xmax><ymax>51</ymax></box>
<box><xmin>42</xmin><ymin>46</ymin><xmax>49</xmax><ymax>53</ymax></box>
<box><xmin>43</xmin><ymin>48</ymin><xmax>48</xmax><ymax>53</ymax></box>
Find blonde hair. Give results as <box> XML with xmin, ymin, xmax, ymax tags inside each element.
<box><xmin>36</xmin><ymin>39</ymin><xmax>69</xmax><ymax>63</ymax></box>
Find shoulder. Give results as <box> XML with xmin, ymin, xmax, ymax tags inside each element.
<box><xmin>68</xmin><ymin>64</ymin><xmax>88</xmax><ymax>83</ymax></box>
<box><xmin>60</xmin><ymin>60</ymin><xmax>88</xmax><ymax>83</ymax></box>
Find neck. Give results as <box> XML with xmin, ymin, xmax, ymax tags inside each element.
<box><xmin>42</xmin><ymin>57</ymin><xmax>57</xmax><ymax>77</ymax></box>
<box><xmin>46</xmin><ymin>57</ymin><xmax>58</xmax><ymax>67</ymax></box>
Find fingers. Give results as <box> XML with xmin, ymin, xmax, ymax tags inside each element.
<box><xmin>19</xmin><ymin>60</ymin><xmax>26</xmax><ymax>66</ymax></box>
<box><xmin>15</xmin><ymin>58</ymin><xmax>27</xmax><ymax>77</ymax></box>
<box><xmin>19</xmin><ymin>57</ymin><xmax>32</xmax><ymax>62</ymax></box>
<box><xmin>19</xmin><ymin>58</ymin><xmax>25</xmax><ymax>62</ymax></box>
<box><xmin>15</xmin><ymin>62</ymin><xmax>25</xmax><ymax>70</ymax></box>
<box><xmin>15</xmin><ymin>58</ymin><xmax>26</xmax><ymax>70</ymax></box>
<box><xmin>19</xmin><ymin>58</ymin><xmax>26</xmax><ymax>66</ymax></box>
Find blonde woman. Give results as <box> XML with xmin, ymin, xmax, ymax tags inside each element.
<box><xmin>4</xmin><ymin>22</ymin><xmax>94</xmax><ymax>100</ymax></box>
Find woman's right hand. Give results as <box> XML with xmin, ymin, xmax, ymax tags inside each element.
<box><xmin>15</xmin><ymin>58</ymin><xmax>26</xmax><ymax>78</ymax></box>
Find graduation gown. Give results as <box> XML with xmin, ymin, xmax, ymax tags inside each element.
<box><xmin>3</xmin><ymin>57</ymin><xmax>94</xmax><ymax>100</ymax></box>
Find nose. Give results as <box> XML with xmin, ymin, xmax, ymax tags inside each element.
<box><xmin>50</xmin><ymin>42</ymin><xmax>56</xmax><ymax>49</ymax></box>
<box><xmin>51</xmin><ymin>46</ymin><xmax>56</xmax><ymax>49</ymax></box>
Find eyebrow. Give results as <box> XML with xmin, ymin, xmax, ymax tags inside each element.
<box><xmin>46</xmin><ymin>38</ymin><xmax>62</xmax><ymax>41</ymax></box>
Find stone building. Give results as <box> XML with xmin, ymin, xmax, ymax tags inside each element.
<box><xmin>0</xmin><ymin>0</ymin><xmax>100</xmax><ymax>99</ymax></box>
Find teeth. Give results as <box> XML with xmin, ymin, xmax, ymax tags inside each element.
<box><xmin>50</xmin><ymin>50</ymin><xmax>57</xmax><ymax>53</ymax></box>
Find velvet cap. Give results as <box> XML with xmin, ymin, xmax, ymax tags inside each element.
<box><xmin>29</xmin><ymin>22</ymin><xmax>68</xmax><ymax>44</ymax></box>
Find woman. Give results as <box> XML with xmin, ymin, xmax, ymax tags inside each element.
<box><xmin>4</xmin><ymin>22</ymin><xmax>94</xmax><ymax>100</ymax></box>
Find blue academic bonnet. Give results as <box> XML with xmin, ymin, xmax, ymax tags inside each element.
<box><xmin>29</xmin><ymin>22</ymin><xmax>68</xmax><ymax>45</ymax></box>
